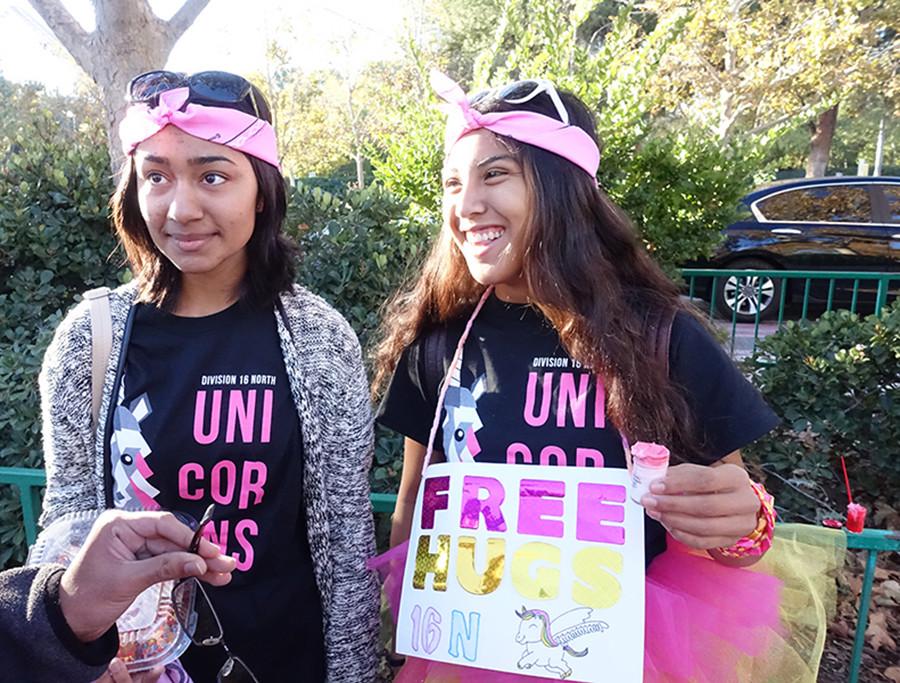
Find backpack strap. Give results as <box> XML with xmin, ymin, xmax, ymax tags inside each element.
<box><xmin>422</xmin><ymin>325</ymin><xmax>448</xmax><ymax>403</ymax></box>
<box><xmin>649</xmin><ymin>306</ymin><xmax>676</xmax><ymax>377</ymax></box>
<box><xmin>84</xmin><ymin>287</ymin><xmax>112</xmax><ymax>434</ymax></box>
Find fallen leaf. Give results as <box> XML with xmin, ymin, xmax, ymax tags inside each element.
<box><xmin>865</xmin><ymin>611</ymin><xmax>897</xmax><ymax>652</ymax></box>
<box><xmin>885</xmin><ymin>666</ymin><xmax>900</xmax><ymax>683</ymax></box>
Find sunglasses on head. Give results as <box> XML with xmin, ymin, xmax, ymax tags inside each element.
<box><xmin>127</xmin><ymin>70</ymin><xmax>261</xmax><ymax>118</ymax></box>
<box><xmin>472</xmin><ymin>79</ymin><xmax>570</xmax><ymax>125</ymax></box>
<box><xmin>174</xmin><ymin>504</ymin><xmax>260</xmax><ymax>683</ymax></box>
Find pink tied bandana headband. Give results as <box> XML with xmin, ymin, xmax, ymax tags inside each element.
<box><xmin>430</xmin><ymin>70</ymin><xmax>600</xmax><ymax>178</ymax></box>
<box><xmin>119</xmin><ymin>87</ymin><xmax>280</xmax><ymax>170</ymax></box>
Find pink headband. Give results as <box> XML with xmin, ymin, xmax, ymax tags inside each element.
<box><xmin>119</xmin><ymin>88</ymin><xmax>280</xmax><ymax>170</ymax></box>
<box><xmin>431</xmin><ymin>71</ymin><xmax>600</xmax><ymax>178</ymax></box>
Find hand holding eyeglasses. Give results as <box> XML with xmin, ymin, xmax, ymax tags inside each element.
<box><xmin>59</xmin><ymin>509</ymin><xmax>235</xmax><ymax>648</ymax></box>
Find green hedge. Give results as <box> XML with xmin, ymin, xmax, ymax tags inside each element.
<box><xmin>742</xmin><ymin>303</ymin><xmax>900</xmax><ymax>526</ymax></box>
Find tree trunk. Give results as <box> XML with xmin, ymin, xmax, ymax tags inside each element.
<box><xmin>28</xmin><ymin>0</ymin><xmax>211</xmax><ymax>171</ymax></box>
<box><xmin>805</xmin><ymin>104</ymin><xmax>839</xmax><ymax>178</ymax></box>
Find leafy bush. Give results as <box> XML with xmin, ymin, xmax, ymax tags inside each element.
<box><xmin>598</xmin><ymin>130</ymin><xmax>752</xmax><ymax>276</ymax></box>
<box><xmin>286</xmin><ymin>180</ymin><xmax>437</xmax><ymax>495</ymax></box>
<box><xmin>742</xmin><ymin>303</ymin><xmax>900</xmax><ymax>526</ymax></box>
<box><xmin>0</xmin><ymin>106</ymin><xmax>124</xmax><ymax>567</ymax></box>
<box><xmin>286</xmin><ymin>180</ymin><xmax>437</xmax><ymax>352</ymax></box>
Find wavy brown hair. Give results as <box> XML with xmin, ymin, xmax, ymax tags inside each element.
<box><xmin>373</xmin><ymin>83</ymin><xmax>703</xmax><ymax>460</ymax></box>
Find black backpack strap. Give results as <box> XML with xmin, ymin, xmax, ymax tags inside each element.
<box><xmin>647</xmin><ymin>306</ymin><xmax>676</xmax><ymax>377</ymax></box>
<box><xmin>422</xmin><ymin>325</ymin><xmax>449</xmax><ymax>402</ymax></box>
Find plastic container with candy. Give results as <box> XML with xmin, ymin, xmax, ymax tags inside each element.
<box><xmin>27</xmin><ymin>510</ymin><xmax>193</xmax><ymax>673</ymax></box>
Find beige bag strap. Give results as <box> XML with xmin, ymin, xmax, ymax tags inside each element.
<box><xmin>84</xmin><ymin>287</ymin><xmax>112</xmax><ymax>434</ymax></box>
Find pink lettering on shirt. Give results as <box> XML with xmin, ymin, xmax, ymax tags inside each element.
<box><xmin>539</xmin><ymin>445</ymin><xmax>567</xmax><ymax>466</ymax></box>
<box><xmin>210</xmin><ymin>460</ymin><xmax>238</xmax><ymax>505</ymax></box>
<box><xmin>594</xmin><ymin>376</ymin><xmax>606</xmax><ymax>428</ymax></box>
<box><xmin>178</xmin><ymin>463</ymin><xmax>204</xmax><ymax>500</ymax></box>
<box><xmin>238</xmin><ymin>461</ymin><xmax>267</xmax><ymax>510</ymax></box>
<box><xmin>261</xmin><ymin>389</ymin><xmax>273</xmax><ymax>443</ymax></box>
<box><xmin>507</xmin><ymin>442</ymin><xmax>533</xmax><ymax>464</ymax></box>
<box><xmin>576</xmin><ymin>447</ymin><xmax>604</xmax><ymax>468</ymax></box>
<box><xmin>234</xmin><ymin>519</ymin><xmax>258</xmax><ymax>571</ymax></box>
<box><xmin>557</xmin><ymin>373</ymin><xmax>590</xmax><ymax>428</ymax></box>
<box><xmin>523</xmin><ymin>372</ymin><xmax>553</xmax><ymax>427</ymax></box>
<box><xmin>193</xmin><ymin>390</ymin><xmax>222</xmax><ymax>444</ymax></box>
<box><xmin>226</xmin><ymin>390</ymin><xmax>256</xmax><ymax>443</ymax></box>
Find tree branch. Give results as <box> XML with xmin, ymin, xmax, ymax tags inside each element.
<box><xmin>167</xmin><ymin>0</ymin><xmax>211</xmax><ymax>42</ymax></box>
<box><xmin>27</xmin><ymin>0</ymin><xmax>94</xmax><ymax>70</ymax></box>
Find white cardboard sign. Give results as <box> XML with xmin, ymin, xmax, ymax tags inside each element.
<box><xmin>396</xmin><ymin>462</ymin><xmax>645</xmax><ymax>681</ymax></box>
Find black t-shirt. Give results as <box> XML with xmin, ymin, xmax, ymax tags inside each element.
<box><xmin>378</xmin><ymin>295</ymin><xmax>779</xmax><ymax>564</ymax></box>
<box><xmin>113</xmin><ymin>301</ymin><xmax>325</xmax><ymax>682</ymax></box>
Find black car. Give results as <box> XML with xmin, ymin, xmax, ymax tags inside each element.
<box><xmin>688</xmin><ymin>176</ymin><xmax>900</xmax><ymax>321</ymax></box>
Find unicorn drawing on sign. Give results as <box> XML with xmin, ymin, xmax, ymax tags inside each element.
<box><xmin>442</xmin><ymin>363</ymin><xmax>487</xmax><ymax>462</ymax></box>
<box><xmin>514</xmin><ymin>606</ymin><xmax>609</xmax><ymax>680</ymax></box>
<box><xmin>110</xmin><ymin>380</ymin><xmax>159</xmax><ymax>510</ymax></box>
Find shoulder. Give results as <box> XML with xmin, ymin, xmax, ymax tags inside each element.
<box><xmin>44</xmin><ymin>283</ymin><xmax>136</xmax><ymax>364</ymax></box>
<box><xmin>668</xmin><ymin>309</ymin><xmax>722</xmax><ymax>358</ymax></box>
<box><xmin>279</xmin><ymin>284</ymin><xmax>360</xmax><ymax>354</ymax></box>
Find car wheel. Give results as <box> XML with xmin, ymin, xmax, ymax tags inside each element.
<box><xmin>714</xmin><ymin>259</ymin><xmax>783</xmax><ymax>322</ymax></box>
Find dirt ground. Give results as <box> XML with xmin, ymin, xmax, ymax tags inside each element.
<box><xmin>818</xmin><ymin>549</ymin><xmax>900</xmax><ymax>682</ymax></box>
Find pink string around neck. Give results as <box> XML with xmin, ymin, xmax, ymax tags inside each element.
<box><xmin>420</xmin><ymin>286</ymin><xmax>494</xmax><ymax>478</ymax></box>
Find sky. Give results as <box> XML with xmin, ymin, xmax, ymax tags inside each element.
<box><xmin>0</xmin><ymin>0</ymin><xmax>415</xmax><ymax>94</ymax></box>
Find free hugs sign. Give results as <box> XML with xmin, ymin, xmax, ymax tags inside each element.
<box><xmin>397</xmin><ymin>463</ymin><xmax>645</xmax><ymax>681</ymax></box>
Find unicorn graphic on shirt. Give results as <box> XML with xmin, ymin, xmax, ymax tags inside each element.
<box><xmin>441</xmin><ymin>363</ymin><xmax>487</xmax><ymax>462</ymax></box>
<box><xmin>110</xmin><ymin>381</ymin><xmax>160</xmax><ymax>510</ymax></box>
<box><xmin>514</xmin><ymin>606</ymin><xmax>608</xmax><ymax>680</ymax></box>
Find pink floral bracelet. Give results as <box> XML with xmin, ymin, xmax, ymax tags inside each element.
<box><xmin>715</xmin><ymin>481</ymin><xmax>776</xmax><ymax>558</ymax></box>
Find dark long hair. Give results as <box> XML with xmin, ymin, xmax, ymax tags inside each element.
<box><xmin>373</xmin><ymin>83</ymin><xmax>702</xmax><ymax>460</ymax></box>
<box><xmin>111</xmin><ymin>81</ymin><xmax>296</xmax><ymax>311</ymax></box>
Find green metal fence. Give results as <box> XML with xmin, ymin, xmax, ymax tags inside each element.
<box><xmin>682</xmin><ymin>269</ymin><xmax>899</xmax><ymax>358</ymax></box>
<box><xmin>2</xmin><ymin>467</ymin><xmax>897</xmax><ymax>682</ymax></box>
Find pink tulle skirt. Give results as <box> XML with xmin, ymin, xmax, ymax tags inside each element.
<box><xmin>370</xmin><ymin>527</ymin><xmax>840</xmax><ymax>683</ymax></box>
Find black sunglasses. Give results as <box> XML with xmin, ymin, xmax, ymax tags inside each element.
<box><xmin>174</xmin><ymin>504</ymin><xmax>259</xmax><ymax>683</ymax></box>
<box><xmin>127</xmin><ymin>70</ymin><xmax>261</xmax><ymax>118</ymax></box>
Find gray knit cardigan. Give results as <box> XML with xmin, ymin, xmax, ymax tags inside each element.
<box><xmin>38</xmin><ymin>282</ymin><xmax>380</xmax><ymax>682</ymax></box>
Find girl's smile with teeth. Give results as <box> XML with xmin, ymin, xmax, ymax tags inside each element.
<box><xmin>467</xmin><ymin>227</ymin><xmax>505</xmax><ymax>244</ymax></box>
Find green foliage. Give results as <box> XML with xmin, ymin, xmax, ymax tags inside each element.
<box><xmin>286</xmin><ymin>180</ymin><xmax>438</xmax><ymax>495</ymax></box>
<box><xmin>742</xmin><ymin>303</ymin><xmax>900</xmax><ymax>525</ymax></box>
<box><xmin>286</xmin><ymin>180</ymin><xmax>438</xmax><ymax>351</ymax></box>
<box><xmin>0</xmin><ymin>93</ymin><xmax>123</xmax><ymax>568</ymax></box>
<box><xmin>368</xmin><ymin>101</ymin><xmax>445</xmax><ymax>217</ymax></box>
<box><xmin>601</xmin><ymin>130</ymin><xmax>754</xmax><ymax>274</ymax></box>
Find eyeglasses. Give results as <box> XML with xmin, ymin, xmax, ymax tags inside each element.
<box><xmin>173</xmin><ymin>504</ymin><xmax>259</xmax><ymax>683</ymax></box>
<box><xmin>127</xmin><ymin>70</ymin><xmax>261</xmax><ymax>118</ymax></box>
<box><xmin>473</xmin><ymin>79</ymin><xmax>571</xmax><ymax>125</ymax></box>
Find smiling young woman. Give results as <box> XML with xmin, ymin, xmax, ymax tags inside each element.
<box><xmin>38</xmin><ymin>71</ymin><xmax>378</xmax><ymax>683</ymax></box>
<box><xmin>369</xmin><ymin>72</ymin><xmax>842</xmax><ymax>683</ymax></box>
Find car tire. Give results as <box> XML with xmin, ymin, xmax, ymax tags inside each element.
<box><xmin>714</xmin><ymin>259</ymin><xmax>783</xmax><ymax>323</ymax></box>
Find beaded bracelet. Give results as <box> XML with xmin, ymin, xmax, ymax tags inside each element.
<box><xmin>715</xmin><ymin>481</ymin><xmax>776</xmax><ymax>558</ymax></box>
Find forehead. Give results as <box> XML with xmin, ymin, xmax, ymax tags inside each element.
<box><xmin>133</xmin><ymin>125</ymin><xmax>248</xmax><ymax>166</ymax></box>
<box><xmin>444</xmin><ymin>129</ymin><xmax>517</xmax><ymax>170</ymax></box>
